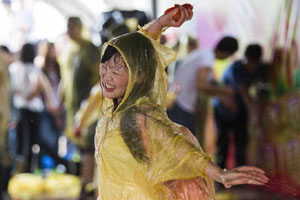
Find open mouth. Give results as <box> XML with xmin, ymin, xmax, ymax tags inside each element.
<box><xmin>102</xmin><ymin>82</ymin><xmax>116</xmax><ymax>92</ymax></box>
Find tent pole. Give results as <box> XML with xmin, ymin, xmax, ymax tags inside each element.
<box><xmin>152</xmin><ymin>0</ymin><xmax>157</xmax><ymax>19</ymax></box>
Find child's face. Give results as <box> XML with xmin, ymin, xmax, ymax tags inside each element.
<box><xmin>99</xmin><ymin>52</ymin><xmax>129</xmax><ymax>101</ymax></box>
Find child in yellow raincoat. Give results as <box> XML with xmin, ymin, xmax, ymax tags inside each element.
<box><xmin>95</xmin><ymin>4</ymin><xmax>268</xmax><ymax>200</ymax></box>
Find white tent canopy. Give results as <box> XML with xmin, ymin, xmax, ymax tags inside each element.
<box><xmin>0</xmin><ymin>0</ymin><xmax>285</xmax><ymax>58</ymax></box>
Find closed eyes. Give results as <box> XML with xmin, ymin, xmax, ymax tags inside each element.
<box><xmin>101</xmin><ymin>63</ymin><xmax>121</xmax><ymax>75</ymax></box>
<box><xmin>101</xmin><ymin>52</ymin><xmax>128</xmax><ymax>75</ymax></box>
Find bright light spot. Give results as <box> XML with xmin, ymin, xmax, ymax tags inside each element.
<box><xmin>32</xmin><ymin>1</ymin><xmax>66</xmax><ymax>42</ymax></box>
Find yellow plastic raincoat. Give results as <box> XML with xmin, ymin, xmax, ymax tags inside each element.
<box><xmin>95</xmin><ymin>23</ymin><xmax>215</xmax><ymax>200</ymax></box>
<box><xmin>58</xmin><ymin>39</ymin><xmax>100</xmax><ymax>146</ymax></box>
<box><xmin>0</xmin><ymin>50</ymin><xmax>12</xmax><ymax>166</ymax></box>
<box><xmin>73</xmin><ymin>83</ymin><xmax>178</xmax><ymax>148</ymax></box>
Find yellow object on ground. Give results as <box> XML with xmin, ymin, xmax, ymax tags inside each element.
<box><xmin>44</xmin><ymin>173</ymin><xmax>81</xmax><ymax>199</ymax></box>
<box><xmin>8</xmin><ymin>173</ymin><xmax>45</xmax><ymax>200</ymax></box>
<box><xmin>8</xmin><ymin>173</ymin><xmax>81</xmax><ymax>200</ymax></box>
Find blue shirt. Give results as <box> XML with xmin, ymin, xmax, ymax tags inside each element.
<box><xmin>213</xmin><ymin>60</ymin><xmax>258</xmax><ymax>121</ymax></box>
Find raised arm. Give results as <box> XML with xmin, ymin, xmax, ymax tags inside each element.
<box><xmin>196</xmin><ymin>67</ymin><xmax>234</xmax><ymax>98</ymax></box>
<box><xmin>141</xmin><ymin>109</ymin><xmax>268</xmax><ymax>188</ymax></box>
<box><xmin>73</xmin><ymin>84</ymin><xmax>103</xmax><ymax>137</ymax></box>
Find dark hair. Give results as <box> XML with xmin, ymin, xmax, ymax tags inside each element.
<box><xmin>43</xmin><ymin>42</ymin><xmax>61</xmax><ymax>81</ymax></box>
<box><xmin>120</xmin><ymin>107</ymin><xmax>149</xmax><ymax>163</ymax></box>
<box><xmin>216</xmin><ymin>36</ymin><xmax>238</xmax><ymax>54</ymax></box>
<box><xmin>20</xmin><ymin>43</ymin><xmax>36</xmax><ymax>63</ymax></box>
<box><xmin>101</xmin><ymin>32</ymin><xmax>158</xmax><ymax>163</ymax></box>
<box><xmin>101</xmin><ymin>45</ymin><xmax>118</xmax><ymax>63</ymax></box>
<box><xmin>68</xmin><ymin>16</ymin><xmax>82</xmax><ymax>26</ymax></box>
<box><xmin>187</xmin><ymin>36</ymin><xmax>198</xmax><ymax>47</ymax></box>
<box><xmin>245</xmin><ymin>44</ymin><xmax>263</xmax><ymax>61</ymax></box>
<box><xmin>0</xmin><ymin>45</ymin><xmax>10</xmax><ymax>53</ymax></box>
<box><xmin>109</xmin><ymin>24</ymin><xmax>130</xmax><ymax>39</ymax></box>
<box><xmin>116</xmin><ymin>33</ymin><xmax>157</xmax><ymax>111</ymax></box>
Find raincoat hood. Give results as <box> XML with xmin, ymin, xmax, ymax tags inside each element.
<box><xmin>100</xmin><ymin>31</ymin><xmax>176</xmax><ymax>114</ymax></box>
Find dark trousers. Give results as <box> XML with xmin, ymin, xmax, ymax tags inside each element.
<box><xmin>16</xmin><ymin>109</ymin><xmax>41</xmax><ymax>172</ymax></box>
<box><xmin>0</xmin><ymin>165</ymin><xmax>11</xmax><ymax>200</ymax></box>
<box><xmin>167</xmin><ymin>102</ymin><xmax>195</xmax><ymax>134</ymax></box>
<box><xmin>214</xmin><ymin>110</ymin><xmax>249</xmax><ymax>169</ymax></box>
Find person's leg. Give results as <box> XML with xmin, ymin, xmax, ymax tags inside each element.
<box><xmin>0</xmin><ymin>127</ymin><xmax>12</xmax><ymax>199</ymax></box>
<box><xmin>17</xmin><ymin>109</ymin><xmax>32</xmax><ymax>172</ymax></box>
<box><xmin>79</xmin><ymin>151</ymin><xmax>95</xmax><ymax>200</ymax></box>
<box><xmin>0</xmin><ymin>164</ymin><xmax>4</xmax><ymax>200</ymax></box>
<box><xmin>167</xmin><ymin>102</ymin><xmax>196</xmax><ymax>133</ymax></box>
<box><xmin>25</xmin><ymin>110</ymin><xmax>41</xmax><ymax>172</ymax></box>
<box><xmin>194</xmin><ymin>94</ymin><xmax>209</xmax><ymax>147</ymax></box>
<box><xmin>232</xmin><ymin>117</ymin><xmax>248</xmax><ymax>167</ymax></box>
<box><xmin>0</xmin><ymin>164</ymin><xmax>11</xmax><ymax>200</ymax></box>
<box><xmin>80</xmin><ymin>121</ymin><xmax>97</xmax><ymax>200</ymax></box>
<box><xmin>214</xmin><ymin>110</ymin><xmax>230</xmax><ymax>169</ymax></box>
<box><xmin>80</xmin><ymin>122</ymin><xmax>96</xmax><ymax>185</ymax></box>
<box><xmin>38</xmin><ymin>110</ymin><xmax>68</xmax><ymax>167</ymax></box>
<box><xmin>16</xmin><ymin>110</ymin><xmax>24</xmax><ymax>156</ymax></box>
<box><xmin>80</xmin><ymin>152</ymin><xmax>95</xmax><ymax>185</ymax></box>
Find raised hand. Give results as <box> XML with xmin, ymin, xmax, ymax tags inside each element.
<box><xmin>159</xmin><ymin>4</ymin><xmax>193</xmax><ymax>28</ymax></box>
<box><xmin>146</xmin><ymin>4</ymin><xmax>194</xmax><ymax>40</ymax></box>
<box><xmin>164</xmin><ymin>4</ymin><xmax>194</xmax><ymax>21</ymax></box>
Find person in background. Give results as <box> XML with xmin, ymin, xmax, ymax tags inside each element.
<box><xmin>213</xmin><ymin>44</ymin><xmax>263</xmax><ymax>169</ymax></box>
<box><xmin>167</xmin><ymin>35</ymin><xmax>238</xmax><ymax>145</ymax></box>
<box><xmin>37</xmin><ymin>42</ymin><xmax>67</xmax><ymax>168</ymax></box>
<box><xmin>0</xmin><ymin>45</ymin><xmax>14</xmax><ymax>200</ymax></box>
<box><xmin>176</xmin><ymin>35</ymin><xmax>199</xmax><ymax>71</ymax></box>
<box><xmin>58</xmin><ymin>16</ymin><xmax>100</xmax><ymax>195</ymax></box>
<box><xmin>9</xmin><ymin>43</ymin><xmax>56</xmax><ymax>173</ymax></box>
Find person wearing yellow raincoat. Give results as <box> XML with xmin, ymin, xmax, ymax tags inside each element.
<box><xmin>0</xmin><ymin>46</ymin><xmax>12</xmax><ymax>167</ymax></box>
<box><xmin>95</xmin><ymin>5</ymin><xmax>269</xmax><ymax>200</ymax></box>
<box><xmin>0</xmin><ymin>45</ymin><xmax>14</xmax><ymax>198</ymax></box>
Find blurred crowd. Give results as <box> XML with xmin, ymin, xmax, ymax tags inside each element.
<box><xmin>0</xmin><ymin>3</ymin><xmax>272</xmax><ymax>200</ymax></box>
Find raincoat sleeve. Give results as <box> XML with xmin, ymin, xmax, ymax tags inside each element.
<box><xmin>67</xmin><ymin>84</ymin><xmax>102</xmax><ymax>147</ymax></box>
<box><xmin>74</xmin><ymin>84</ymin><xmax>103</xmax><ymax>129</ymax></box>
<box><xmin>141</xmin><ymin>111</ymin><xmax>211</xmax><ymax>184</ymax></box>
<box><xmin>136</xmin><ymin>21</ymin><xmax>211</xmax><ymax>185</ymax></box>
<box><xmin>138</xmin><ymin>21</ymin><xmax>168</xmax><ymax>43</ymax></box>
